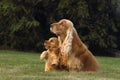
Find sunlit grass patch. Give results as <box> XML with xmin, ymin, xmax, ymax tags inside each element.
<box><xmin>0</xmin><ymin>50</ymin><xmax>120</xmax><ymax>80</ymax></box>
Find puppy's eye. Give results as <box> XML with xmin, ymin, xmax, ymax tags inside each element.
<box><xmin>50</xmin><ymin>40</ymin><xmax>53</xmax><ymax>42</ymax></box>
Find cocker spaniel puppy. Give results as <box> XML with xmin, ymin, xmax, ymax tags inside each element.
<box><xmin>40</xmin><ymin>37</ymin><xmax>60</xmax><ymax>72</ymax></box>
<box><xmin>50</xmin><ymin>19</ymin><xmax>100</xmax><ymax>72</ymax></box>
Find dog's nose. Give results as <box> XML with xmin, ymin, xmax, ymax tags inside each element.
<box><xmin>50</xmin><ymin>27</ymin><xmax>52</xmax><ymax>32</ymax></box>
<box><xmin>50</xmin><ymin>23</ymin><xmax>54</xmax><ymax>30</ymax></box>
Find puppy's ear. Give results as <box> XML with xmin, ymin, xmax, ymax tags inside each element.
<box><xmin>56</xmin><ymin>48</ymin><xmax>60</xmax><ymax>55</ymax></box>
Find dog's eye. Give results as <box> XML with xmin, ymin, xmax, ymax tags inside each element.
<box><xmin>59</xmin><ymin>22</ymin><xmax>64</xmax><ymax>26</ymax></box>
<box><xmin>59</xmin><ymin>21</ymin><xmax>66</xmax><ymax>26</ymax></box>
<box><xmin>50</xmin><ymin>40</ymin><xmax>53</xmax><ymax>42</ymax></box>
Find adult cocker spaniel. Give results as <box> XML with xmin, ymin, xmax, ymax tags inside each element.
<box><xmin>50</xmin><ymin>19</ymin><xmax>100</xmax><ymax>72</ymax></box>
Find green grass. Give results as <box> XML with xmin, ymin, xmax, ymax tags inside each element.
<box><xmin>0</xmin><ymin>50</ymin><xmax>120</xmax><ymax>80</ymax></box>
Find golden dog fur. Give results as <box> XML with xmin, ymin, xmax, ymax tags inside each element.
<box><xmin>40</xmin><ymin>37</ymin><xmax>60</xmax><ymax>72</ymax></box>
<box><xmin>50</xmin><ymin>19</ymin><xmax>100</xmax><ymax>72</ymax></box>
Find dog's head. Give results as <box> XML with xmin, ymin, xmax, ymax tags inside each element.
<box><xmin>44</xmin><ymin>37</ymin><xmax>59</xmax><ymax>50</ymax></box>
<box><xmin>50</xmin><ymin>19</ymin><xmax>73</xmax><ymax>36</ymax></box>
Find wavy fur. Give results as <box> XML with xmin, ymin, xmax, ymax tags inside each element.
<box><xmin>51</xmin><ymin>19</ymin><xmax>100</xmax><ymax>72</ymax></box>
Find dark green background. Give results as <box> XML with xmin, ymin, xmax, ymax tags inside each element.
<box><xmin>0</xmin><ymin>0</ymin><xmax>120</xmax><ymax>56</ymax></box>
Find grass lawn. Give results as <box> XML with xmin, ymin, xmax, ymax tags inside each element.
<box><xmin>0</xmin><ymin>50</ymin><xmax>120</xmax><ymax>80</ymax></box>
